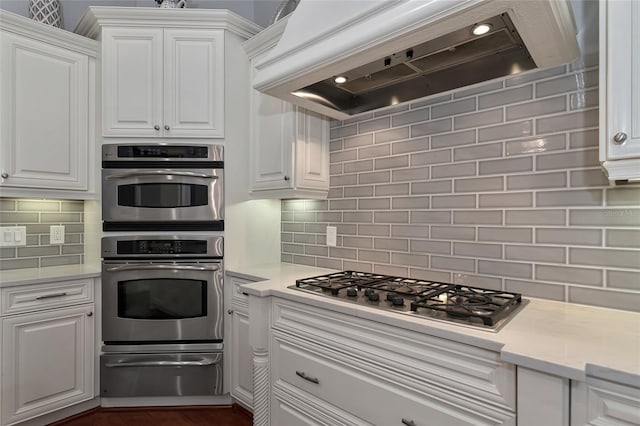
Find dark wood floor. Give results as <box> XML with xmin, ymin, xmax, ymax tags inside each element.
<box><xmin>50</xmin><ymin>405</ymin><xmax>252</xmax><ymax>426</ymax></box>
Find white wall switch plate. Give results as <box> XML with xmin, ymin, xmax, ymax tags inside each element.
<box><xmin>50</xmin><ymin>225</ymin><xmax>65</xmax><ymax>244</ymax></box>
<box><xmin>0</xmin><ymin>226</ymin><xmax>26</xmax><ymax>247</ymax></box>
<box><xmin>326</xmin><ymin>226</ymin><xmax>337</xmax><ymax>247</ymax></box>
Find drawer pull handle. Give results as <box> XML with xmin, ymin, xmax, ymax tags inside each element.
<box><xmin>295</xmin><ymin>371</ymin><xmax>319</xmax><ymax>384</ymax></box>
<box><xmin>242</xmin><ymin>292</ymin><xmax>249</xmax><ymax>296</ymax></box>
<box><xmin>402</xmin><ymin>419</ymin><xmax>416</xmax><ymax>426</ymax></box>
<box><xmin>35</xmin><ymin>292</ymin><xmax>68</xmax><ymax>300</ymax></box>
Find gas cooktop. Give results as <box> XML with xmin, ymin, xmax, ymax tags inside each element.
<box><xmin>290</xmin><ymin>271</ymin><xmax>527</xmax><ymax>331</ymax></box>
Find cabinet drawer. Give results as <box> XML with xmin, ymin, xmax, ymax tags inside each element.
<box><xmin>571</xmin><ymin>378</ymin><xmax>640</xmax><ymax>425</ymax></box>
<box><xmin>227</xmin><ymin>275</ymin><xmax>252</xmax><ymax>307</ymax></box>
<box><xmin>272</xmin><ymin>332</ymin><xmax>515</xmax><ymax>426</ymax></box>
<box><xmin>272</xmin><ymin>299</ymin><xmax>516</xmax><ymax>412</ymax></box>
<box><xmin>1</xmin><ymin>279</ymin><xmax>94</xmax><ymax>316</ymax></box>
<box><xmin>272</xmin><ymin>379</ymin><xmax>370</xmax><ymax>426</ymax></box>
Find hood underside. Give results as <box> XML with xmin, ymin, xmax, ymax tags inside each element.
<box><xmin>253</xmin><ymin>0</ymin><xmax>579</xmax><ymax>120</ymax></box>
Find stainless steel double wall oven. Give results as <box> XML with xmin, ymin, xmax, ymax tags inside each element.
<box><xmin>100</xmin><ymin>143</ymin><xmax>225</xmax><ymax>399</ymax></box>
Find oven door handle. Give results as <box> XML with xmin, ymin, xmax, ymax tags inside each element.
<box><xmin>105</xmin><ymin>357</ymin><xmax>221</xmax><ymax>368</ymax></box>
<box><xmin>105</xmin><ymin>264</ymin><xmax>220</xmax><ymax>272</ymax></box>
<box><xmin>105</xmin><ymin>171</ymin><xmax>219</xmax><ymax>180</ymax></box>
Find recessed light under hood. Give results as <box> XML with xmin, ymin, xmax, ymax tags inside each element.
<box><xmin>253</xmin><ymin>0</ymin><xmax>579</xmax><ymax>120</ymax></box>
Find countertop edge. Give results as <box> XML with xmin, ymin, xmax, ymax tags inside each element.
<box><xmin>0</xmin><ymin>265</ymin><xmax>101</xmax><ymax>287</ymax></box>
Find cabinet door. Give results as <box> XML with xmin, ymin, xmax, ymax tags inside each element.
<box><xmin>1</xmin><ymin>304</ymin><xmax>94</xmax><ymax>425</ymax></box>
<box><xmin>603</xmin><ymin>0</ymin><xmax>640</xmax><ymax>160</ymax></box>
<box><xmin>251</xmin><ymin>90</ymin><xmax>295</xmax><ymax>191</ymax></box>
<box><xmin>230</xmin><ymin>308</ymin><xmax>253</xmax><ymax>409</ymax></box>
<box><xmin>163</xmin><ymin>29</ymin><xmax>224</xmax><ymax>138</ymax></box>
<box><xmin>295</xmin><ymin>108</ymin><xmax>330</xmax><ymax>190</ymax></box>
<box><xmin>0</xmin><ymin>33</ymin><xmax>88</xmax><ymax>190</ymax></box>
<box><xmin>102</xmin><ymin>27</ymin><xmax>163</xmax><ymax>137</ymax></box>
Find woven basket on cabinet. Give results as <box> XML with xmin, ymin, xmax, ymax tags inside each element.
<box><xmin>28</xmin><ymin>0</ymin><xmax>62</xmax><ymax>28</ymax></box>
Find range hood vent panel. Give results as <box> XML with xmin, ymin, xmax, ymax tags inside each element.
<box><xmin>253</xmin><ymin>0</ymin><xmax>579</xmax><ymax>120</ymax></box>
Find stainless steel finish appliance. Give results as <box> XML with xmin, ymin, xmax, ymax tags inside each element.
<box><xmin>293</xmin><ymin>14</ymin><xmax>536</xmax><ymax>116</ymax></box>
<box><xmin>291</xmin><ymin>271</ymin><xmax>527</xmax><ymax>331</ymax></box>
<box><xmin>101</xmin><ymin>347</ymin><xmax>223</xmax><ymax>397</ymax></box>
<box><xmin>101</xmin><ymin>235</ymin><xmax>223</xmax><ymax>344</ymax></box>
<box><xmin>102</xmin><ymin>144</ymin><xmax>223</xmax><ymax>231</ymax></box>
<box><xmin>101</xmin><ymin>235</ymin><xmax>224</xmax><ymax>398</ymax></box>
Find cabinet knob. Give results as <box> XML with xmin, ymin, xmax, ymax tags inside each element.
<box><xmin>284</xmin><ymin>175</ymin><xmax>290</xmax><ymax>181</ymax></box>
<box><xmin>227</xmin><ymin>309</ymin><xmax>233</xmax><ymax>315</ymax></box>
<box><xmin>613</xmin><ymin>132</ymin><xmax>628</xmax><ymax>144</ymax></box>
<box><xmin>154</xmin><ymin>125</ymin><xmax>160</xmax><ymax>131</ymax></box>
<box><xmin>401</xmin><ymin>420</ymin><xmax>417</xmax><ymax>426</ymax></box>
<box><xmin>164</xmin><ymin>125</ymin><xmax>170</xmax><ymax>131</ymax></box>
<box><xmin>1</xmin><ymin>172</ymin><xmax>8</xmax><ymax>179</ymax></box>
<box><xmin>87</xmin><ymin>312</ymin><xmax>93</xmax><ymax>317</ymax></box>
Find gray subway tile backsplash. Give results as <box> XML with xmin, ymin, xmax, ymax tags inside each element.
<box><xmin>505</xmin><ymin>134</ymin><xmax>566</xmax><ymax>156</ymax></box>
<box><xmin>505</xmin><ymin>97</ymin><xmax>566</xmax><ymax>121</ymax></box>
<box><xmin>282</xmin><ymin>64</ymin><xmax>640</xmax><ymax>312</ymax></box>
<box><xmin>453</xmin><ymin>108</ymin><xmax>503</xmax><ymax>130</ymax></box>
<box><xmin>0</xmin><ymin>198</ymin><xmax>84</xmax><ymax>270</ymax></box>
<box><xmin>478</xmin><ymin>85</ymin><xmax>533</xmax><ymax>109</ymax></box>
<box><xmin>607</xmin><ymin>270</ymin><xmax>640</xmax><ymax>290</ymax></box>
<box><xmin>505</xmin><ymin>279</ymin><xmax>565</xmax><ymax>301</ymax></box>
<box><xmin>477</xmin><ymin>120</ymin><xmax>533</xmax><ymax>143</ymax></box>
<box><xmin>392</xmin><ymin>108</ymin><xmax>430</xmax><ymax>127</ymax></box>
<box><xmin>536</xmin><ymin>264</ymin><xmax>603</xmax><ymax>286</ymax></box>
<box><xmin>431</xmin><ymin>98</ymin><xmax>476</xmax><ymax>119</ymax></box>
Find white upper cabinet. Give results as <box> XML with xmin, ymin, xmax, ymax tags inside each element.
<box><xmin>599</xmin><ymin>0</ymin><xmax>640</xmax><ymax>182</ymax></box>
<box><xmin>102</xmin><ymin>27</ymin><xmax>224</xmax><ymax>138</ymax></box>
<box><xmin>75</xmin><ymin>7</ymin><xmax>262</xmax><ymax>141</ymax></box>
<box><xmin>245</xmin><ymin>19</ymin><xmax>330</xmax><ymax>199</ymax></box>
<box><xmin>0</xmin><ymin>11</ymin><xmax>96</xmax><ymax>197</ymax></box>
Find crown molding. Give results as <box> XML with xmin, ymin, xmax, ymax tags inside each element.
<box><xmin>74</xmin><ymin>7</ymin><xmax>262</xmax><ymax>40</ymax></box>
<box><xmin>0</xmin><ymin>10</ymin><xmax>97</xmax><ymax>56</ymax></box>
<box><xmin>243</xmin><ymin>17</ymin><xmax>289</xmax><ymax>59</ymax></box>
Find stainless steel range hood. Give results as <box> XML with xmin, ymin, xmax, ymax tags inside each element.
<box><xmin>253</xmin><ymin>0</ymin><xmax>579</xmax><ymax>120</ymax></box>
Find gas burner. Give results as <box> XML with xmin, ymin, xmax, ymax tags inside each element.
<box><xmin>410</xmin><ymin>285</ymin><xmax>522</xmax><ymax>327</ymax></box>
<box><xmin>291</xmin><ymin>272</ymin><xmax>526</xmax><ymax>331</ymax></box>
<box><xmin>295</xmin><ymin>271</ymin><xmax>394</xmax><ymax>295</ymax></box>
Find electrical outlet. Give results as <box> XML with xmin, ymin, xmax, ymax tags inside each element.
<box><xmin>50</xmin><ymin>225</ymin><xmax>65</xmax><ymax>244</ymax></box>
<box><xmin>326</xmin><ymin>226</ymin><xmax>337</xmax><ymax>247</ymax></box>
<box><xmin>0</xmin><ymin>226</ymin><xmax>26</xmax><ymax>247</ymax></box>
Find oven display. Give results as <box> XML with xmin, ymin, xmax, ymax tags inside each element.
<box><xmin>117</xmin><ymin>240</ymin><xmax>208</xmax><ymax>255</ymax></box>
<box><xmin>117</xmin><ymin>145</ymin><xmax>209</xmax><ymax>158</ymax></box>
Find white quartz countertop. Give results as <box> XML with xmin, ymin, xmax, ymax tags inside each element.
<box><xmin>227</xmin><ymin>262</ymin><xmax>640</xmax><ymax>386</ymax></box>
<box><xmin>0</xmin><ymin>264</ymin><xmax>101</xmax><ymax>288</ymax></box>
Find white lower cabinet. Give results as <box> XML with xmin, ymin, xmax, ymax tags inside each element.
<box><xmin>227</xmin><ymin>275</ymin><xmax>255</xmax><ymax>410</ymax></box>
<box><xmin>0</xmin><ymin>278</ymin><xmax>96</xmax><ymax>426</ymax></box>
<box><xmin>571</xmin><ymin>378</ymin><xmax>640</xmax><ymax>425</ymax></box>
<box><xmin>268</xmin><ymin>298</ymin><xmax>516</xmax><ymax>426</ymax></box>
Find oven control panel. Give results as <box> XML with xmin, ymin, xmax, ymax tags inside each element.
<box><xmin>102</xmin><ymin>236</ymin><xmax>223</xmax><ymax>259</ymax></box>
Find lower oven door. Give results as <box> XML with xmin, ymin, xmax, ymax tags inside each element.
<box><xmin>102</xmin><ymin>261</ymin><xmax>223</xmax><ymax>343</ymax></box>
<box><xmin>101</xmin><ymin>352</ymin><xmax>223</xmax><ymax>397</ymax></box>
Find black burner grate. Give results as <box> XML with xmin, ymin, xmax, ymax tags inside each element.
<box><xmin>294</xmin><ymin>271</ymin><xmax>524</xmax><ymax>329</ymax></box>
<box><xmin>295</xmin><ymin>271</ymin><xmax>394</xmax><ymax>295</ymax></box>
<box><xmin>410</xmin><ymin>284</ymin><xmax>522</xmax><ymax>326</ymax></box>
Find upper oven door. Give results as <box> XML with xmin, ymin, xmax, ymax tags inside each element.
<box><xmin>102</xmin><ymin>261</ymin><xmax>223</xmax><ymax>343</ymax></box>
<box><xmin>102</xmin><ymin>168</ymin><xmax>224</xmax><ymax>223</ymax></box>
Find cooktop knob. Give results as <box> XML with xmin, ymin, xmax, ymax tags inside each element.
<box><xmin>367</xmin><ymin>292</ymin><xmax>380</xmax><ymax>302</ymax></box>
<box><xmin>346</xmin><ymin>288</ymin><xmax>358</xmax><ymax>297</ymax></box>
<box><xmin>364</xmin><ymin>288</ymin><xmax>375</xmax><ymax>296</ymax></box>
<box><xmin>390</xmin><ymin>296</ymin><xmax>405</xmax><ymax>306</ymax></box>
